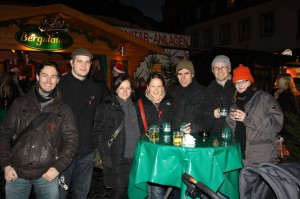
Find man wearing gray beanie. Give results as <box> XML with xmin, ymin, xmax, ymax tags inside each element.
<box><xmin>206</xmin><ymin>55</ymin><xmax>236</xmax><ymax>133</ymax></box>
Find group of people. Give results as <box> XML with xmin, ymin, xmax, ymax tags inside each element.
<box><xmin>0</xmin><ymin>48</ymin><xmax>291</xmax><ymax>199</ymax></box>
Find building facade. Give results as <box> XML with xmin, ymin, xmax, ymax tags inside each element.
<box><xmin>163</xmin><ymin>0</ymin><xmax>300</xmax><ymax>54</ymax></box>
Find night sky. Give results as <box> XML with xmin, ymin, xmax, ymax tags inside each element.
<box><xmin>120</xmin><ymin>0</ymin><xmax>164</xmax><ymax>22</ymax></box>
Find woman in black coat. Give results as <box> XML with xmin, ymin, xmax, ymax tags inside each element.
<box><xmin>93</xmin><ymin>74</ymin><xmax>140</xmax><ymax>199</ymax></box>
<box><xmin>135</xmin><ymin>72</ymin><xmax>175</xmax><ymax>199</ymax></box>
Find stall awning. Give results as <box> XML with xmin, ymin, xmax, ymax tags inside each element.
<box><xmin>0</xmin><ymin>3</ymin><xmax>163</xmax><ymax>54</ymax></box>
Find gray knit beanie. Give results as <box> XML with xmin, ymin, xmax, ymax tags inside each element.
<box><xmin>211</xmin><ymin>55</ymin><xmax>231</xmax><ymax>71</ymax></box>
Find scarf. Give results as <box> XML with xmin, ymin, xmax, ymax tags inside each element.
<box><xmin>35</xmin><ymin>87</ymin><xmax>57</xmax><ymax>109</ymax></box>
<box><xmin>235</xmin><ymin>85</ymin><xmax>256</xmax><ymax>159</ymax></box>
<box><xmin>145</xmin><ymin>88</ymin><xmax>165</xmax><ymax>105</ymax></box>
<box><xmin>116</xmin><ymin>96</ymin><xmax>140</xmax><ymax>158</ymax></box>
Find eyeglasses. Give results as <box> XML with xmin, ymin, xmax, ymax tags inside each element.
<box><xmin>213</xmin><ymin>66</ymin><xmax>228</xmax><ymax>72</ymax></box>
<box><xmin>234</xmin><ymin>80</ymin><xmax>249</xmax><ymax>86</ymax></box>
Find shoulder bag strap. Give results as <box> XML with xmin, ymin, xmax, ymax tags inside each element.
<box><xmin>107</xmin><ymin>119</ymin><xmax>125</xmax><ymax>148</ymax></box>
<box><xmin>138</xmin><ymin>98</ymin><xmax>148</xmax><ymax>133</ymax></box>
<box><xmin>12</xmin><ymin>112</ymin><xmax>50</xmax><ymax>145</ymax></box>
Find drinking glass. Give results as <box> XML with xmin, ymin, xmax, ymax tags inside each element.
<box><xmin>148</xmin><ymin>125</ymin><xmax>160</xmax><ymax>143</ymax></box>
<box><xmin>173</xmin><ymin>131</ymin><xmax>183</xmax><ymax>146</ymax></box>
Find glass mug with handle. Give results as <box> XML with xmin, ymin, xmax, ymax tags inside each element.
<box><xmin>173</xmin><ymin>131</ymin><xmax>184</xmax><ymax>146</ymax></box>
<box><xmin>147</xmin><ymin>125</ymin><xmax>160</xmax><ymax>143</ymax></box>
<box><xmin>161</xmin><ymin>122</ymin><xmax>171</xmax><ymax>144</ymax></box>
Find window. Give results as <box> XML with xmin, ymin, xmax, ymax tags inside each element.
<box><xmin>191</xmin><ymin>32</ymin><xmax>199</xmax><ymax>49</ymax></box>
<box><xmin>260</xmin><ymin>12</ymin><xmax>274</xmax><ymax>37</ymax></box>
<box><xmin>196</xmin><ymin>6</ymin><xmax>203</xmax><ymax>20</ymax></box>
<box><xmin>209</xmin><ymin>1</ymin><xmax>217</xmax><ymax>15</ymax></box>
<box><xmin>238</xmin><ymin>18</ymin><xmax>251</xmax><ymax>41</ymax></box>
<box><xmin>204</xmin><ymin>28</ymin><xmax>214</xmax><ymax>48</ymax></box>
<box><xmin>220</xmin><ymin>23</ymin><xmax>231</xmax><ymax>45</ymax></box>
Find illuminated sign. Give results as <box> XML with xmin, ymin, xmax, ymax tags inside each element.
<box><xmin>15</xmin><ymin>28</ymin><xmax>73</xmax><ymax>51</ymax></box>
<box><xmin>119</xmin><ymin>27</ymin><xmax>191</xmax><ymax>48</ymax></box>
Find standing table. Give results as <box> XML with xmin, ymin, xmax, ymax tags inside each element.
<box><xmin>128</xmin><ymin>132</ymin><xmax>243</xmax><ymax>199</ymax></box>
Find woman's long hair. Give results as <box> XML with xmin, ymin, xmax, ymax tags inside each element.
<box><xmin>0</xmin><ymin>71</ymin><xmax>23</xmax><ymax>98</ymax></box>
<box><xmin>276</xmin><ymin>73</ymin><xmax>300</xmax><ymax>97</ymax></box>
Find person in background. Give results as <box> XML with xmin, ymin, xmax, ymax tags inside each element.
<box><xmin>135</xmin><ymin>72</ymin><xmax>175</xmax><ymax>199</ymax></box>
<box><xmin>134</xmin><ymin>77</ymin><xmax>147</xmax><ymax>101</ymax></box>
<box><xmin>0</xmin><ymin>71</ymin><xmax>23</xmax><ymax>109</ymax></box>
<box><xmin>0</xmin><ymin>62</ymin><xmax>78</xmax><ymax>199</ymax></box>
<box><xmin>90</xmin><ymin>58</ymin><xmax>110</xmax><ymax>95</ymax></box>
<box><xmin>112</xmin><ymin>62</ymin><xmax>126</xmax><ymax>80</ymax></box>
<box><xmin>93</xmin><ymin>74</ymin><xmax>140</xmax><ymax>199</ymax></box>
<box><xmin>274</xmin><ymin>73</ymin><xmax>299</xmax><ymax>114</ymax></box>
<box><xmin>171</xmin><ymin>59</ymin><xmax>211</xmax><ymax>134</ymax></box>
<box><xmin>90</xmin><ymin>58</ymin><xmax>105</xmax><ymax>84</ymax></box>
<box><xmin>206</xmin><ymin>55</ymin><xmax>236</xmax><ymax>133</ymax></box>
<box><xmin>226</xmin><ymin>64</ymin><xmax>284</xmax><ymax>166</ymax></box>
<box><xmin>58</xmin><ymin>48</ymin><xmax>107</xmax><ymax>199</ymax></box>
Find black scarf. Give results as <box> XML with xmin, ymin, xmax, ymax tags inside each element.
<box><xmin>235</xmin><ymin>85</ymin><xmax>256</xmax><ymax>159</ymax></box>
<box><xmin>35</xmin><ymin>87</ymin><xmax>57</xmax><ymax>102</ymax></box>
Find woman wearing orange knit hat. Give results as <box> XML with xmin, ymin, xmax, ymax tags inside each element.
<box><xmin>226</xmin><ymin>64</ymin><xmax>284</xmax><ymax>166</ymax></box>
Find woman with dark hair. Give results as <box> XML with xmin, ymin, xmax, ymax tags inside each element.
<box><xmin>93</xmin><ymin>74</ymin><xmax>140</xmax><ymax>199</ymax></box>
<box><xmin>135</xmin><ymin>72</ymin><xmax>175</xmax><ymax>199</ymax></box>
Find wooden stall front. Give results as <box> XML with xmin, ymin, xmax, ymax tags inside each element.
<box><xmin>0</xmin><ymin>4</ymin><xmax>163</xmax><ymax>88</ymax></box>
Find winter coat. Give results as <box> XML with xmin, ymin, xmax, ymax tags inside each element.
<box><xmin>226</xmin><ymin>90</ymin><xmax>284</xmax><ymax>166</ymax></box>
<box><xmin>277</xmin><ymin>89</ymin><xmax>299</xmax><ymax>114</ymax></box>
<box><xmin>171</xmin><ymin>79</ymin><xmax>211</xmax><ymax>132</ymax></box>
<box><xmin>206</xmin><ymin>79</ymin><xmax>236</xmax><ymax>133</ymax></box>
<box><xmin>93</xmin><ymin>94</ymin><xmax>139</xmax><ymax>187</ymax></box>
<box><xmin>135</xmin><ymin>93</ymin><xmax>174</xmax><ymax>134</ymax></box>
<box><xmin>57</xmin><ymin>72</ymin><xmax>107</xmax><ymax>158</ymax></box>
<box><xmin>0</xmin><ymin>86</ymin><xmax>78</xmax><ymax>180</ymax></box>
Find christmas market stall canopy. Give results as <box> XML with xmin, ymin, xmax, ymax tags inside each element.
<box><xmin>0</xmin><ymin>3</ymin><xmax>163</xmax><ymax>84</ymax></box>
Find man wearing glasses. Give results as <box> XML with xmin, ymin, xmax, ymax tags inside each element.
<box><xmin>206</xmin><ymin>55</ymin><xmax>236</xmax><ymax>133</ymax></box>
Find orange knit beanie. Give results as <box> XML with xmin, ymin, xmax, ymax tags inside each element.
<box><xmin>232</xmin><ymin>64</ymin><xmax>254</xmax><ymax>83</ymax></box>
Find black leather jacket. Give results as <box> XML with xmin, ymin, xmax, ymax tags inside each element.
<box><xmin>0</xmin><ymin>86</ymin><xmax>78</xmax><ymax>180</ymax></box>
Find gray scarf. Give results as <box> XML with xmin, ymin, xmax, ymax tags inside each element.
<box><xmin>117</xmin><ymin>96</ymin><xmax>140</xmax><ymax>158</ymax></box>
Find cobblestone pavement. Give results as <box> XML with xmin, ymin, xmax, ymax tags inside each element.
<box><xmin>0</xmin><ymin>168</ymin><xmax>112</xmax><ymax>199</ymax></box>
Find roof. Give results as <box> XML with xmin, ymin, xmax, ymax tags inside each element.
<box><xmin>0</xmin><ymin>3</ymin><xmax>163</xmax><ymax>54</ymax></box>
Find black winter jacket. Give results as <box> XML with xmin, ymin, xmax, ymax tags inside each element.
<box><xmin>171</xmin><ymin>80</ymin><xmax>210</xmax><ymax>132</ymax></box>
<box><xmin>0</xmin><ymin>86</ymin><xmax>78</xmax><ymax>180</ymax></box>
<box><xmin>57</xmin><ymin>72</ymin><xmax>107</xmax><ymax>158</ymax></box>
<box><xmin>206</xmin><ymin>79</ymin><xmax>236</xmax><ymax>133</ymax></box>
<box><xmin>93</xmin><ymin>94</ymin><xmax>138</xmax><ymax>187</ymax></box>
<box><xmin>135</xmin><ymin>93</ymin><xmax>174</xmax><ymax>134</ymax></box>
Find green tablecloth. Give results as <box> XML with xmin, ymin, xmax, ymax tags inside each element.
<box><xmin>128</xmin><ymin>133</ymin><xmax>243</xmax><ymax>199</ymax></box>
<box><xmin>0</xmin><ymin>108</ymin><xmax>8</xmax><ymax>122</ymax></box>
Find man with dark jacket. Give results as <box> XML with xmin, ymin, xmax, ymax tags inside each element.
<box><xmin>0</xmin><ymin>62</ymin><xmax>78</xmax><ymax>199</ymax></box>
<box><xmin>206</xmin><ymin>55</ymin><xmax>236</xmax><ymax>133</ymax></box>
<box><xmin>57</xmin><ymin>48</ymin><xmax>107</xmax><ymax>199</ymax></box>
<box><xmin>171</xmin><ymin>59</ymin><xmax>211</xmax><ymax>133</ymax></box>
